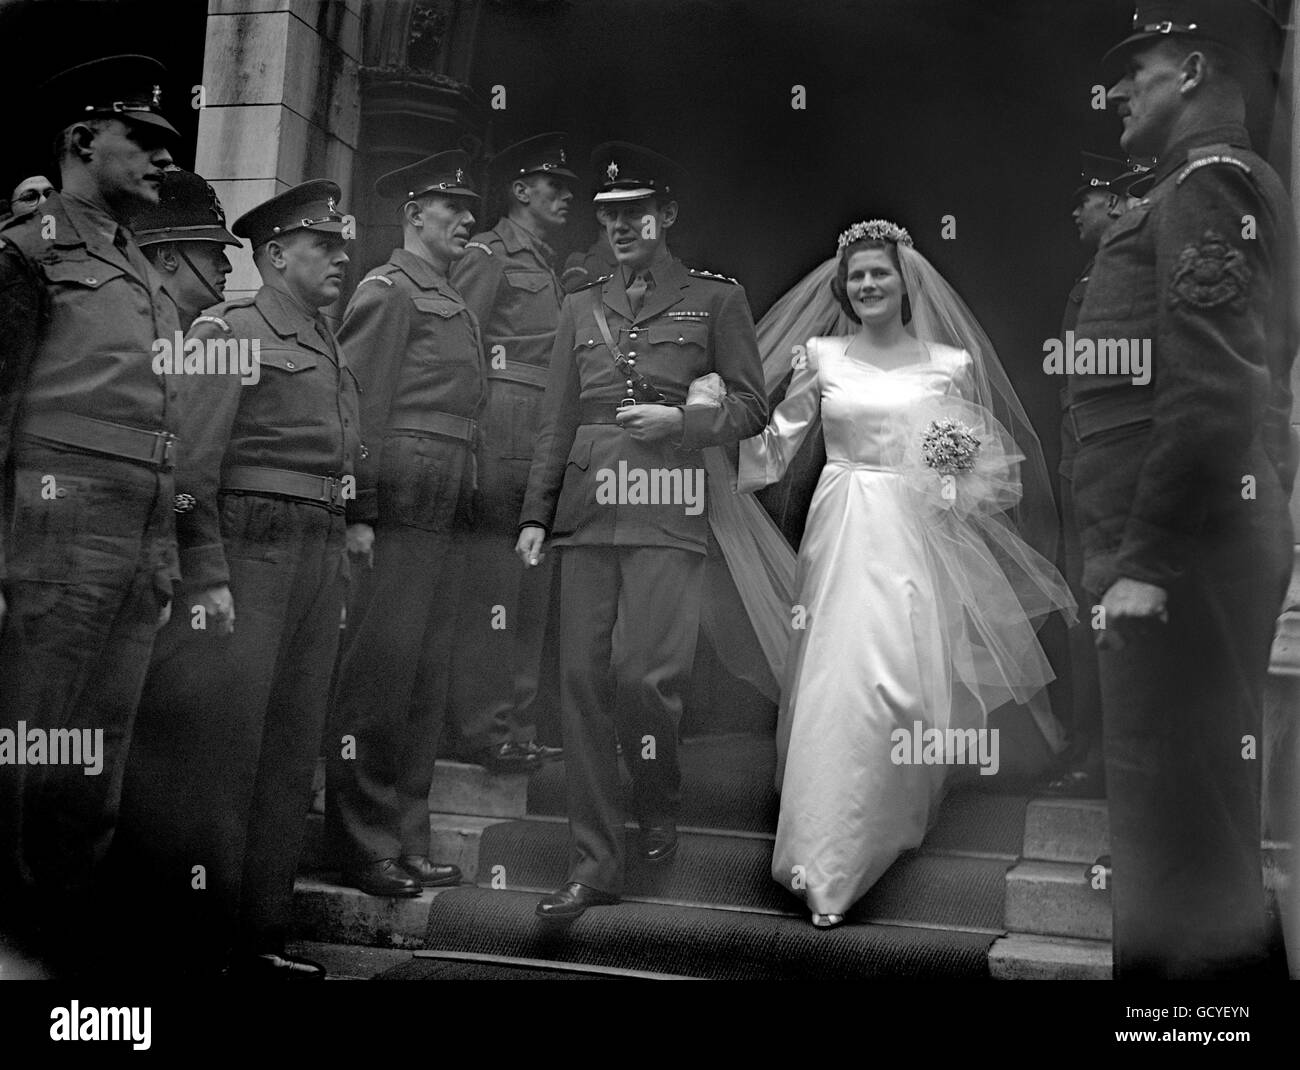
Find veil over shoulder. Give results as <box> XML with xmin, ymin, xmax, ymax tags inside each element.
<box><xmin>701</xmin><ymin>243</ymin><xmax>1075</xmax><ymax>754</ymax></box>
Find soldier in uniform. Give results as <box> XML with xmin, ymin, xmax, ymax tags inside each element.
<box><xmin>4</xmin><ymin>176</ymin><xmax>55</xmax><ymax>224</ymax></box>
<box><xmin>115</xmin><ymin>180</ymin><xmax>361</xmax><ymax>979</ymax></box>
<box><xmin>1046</xmin><ymin>152</ymin><xmax>1151</xmax><ymax>799</ymax></box>
<box><xmin>133</xmin><ymin>168</ymin><xmax>240</xmax><ymax>331</ymax></box>
<box><xmin>446</xmin><ymin>132</ymin><xmax>575</xmax><ymax>774</ymax></box>
<box><xmin>1068</xmin><ymin>0</ymin><xmax>1297</xmax><ymax>977</ymax></box>
<box><xmin>325</xmin><ymin>151</ymin><xmax>483</xmax><ymax>899</ymax></box>
<box><xmin>0</xmin><ymin>55</ymin><xmax>180</xmax><ymax>973</ymax></box>
<box><xmin>561</xmin><ymin>232</ymin><xmax>618</xmax><ymax>294</ymax></box>
<box><xmin>517</xmin><ymin>143</ymin><xmax>767</xmax><ymax>918</ymax></box>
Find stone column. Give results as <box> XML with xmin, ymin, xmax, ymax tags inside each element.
<box><xmin>195</xmin><ymin>0</ymin><xmax>364</xmax><ymax>313</ymax></box>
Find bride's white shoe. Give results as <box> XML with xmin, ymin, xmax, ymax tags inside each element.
<box><xmin>810</xmin><ymin>912</ymin><xmax>844</xmax><ymax>929</ymax></box>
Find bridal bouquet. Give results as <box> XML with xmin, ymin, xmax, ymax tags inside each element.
<box><xmin>885</xmin><ymin>396</ymin><xmax>1023</xmax><ymax>520</ymax></box>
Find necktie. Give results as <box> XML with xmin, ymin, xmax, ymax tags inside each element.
<box><xmin>626</xmin><ymin>271</ymin><xmax>649</xmax><ymax>318</ymax></box>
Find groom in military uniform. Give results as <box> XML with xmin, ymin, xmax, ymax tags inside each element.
<box><xmin>1067</xmin><ymin>0</ymin><xmax>1297</xmax><ymax>978</ymax></box>
<box><xmin>517</xmin><ymin>143</ymin><xmax>767</xmax><ymax>918</ymax></box>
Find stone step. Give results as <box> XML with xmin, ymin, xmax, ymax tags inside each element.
<box><xmin>1005</xmin><ymin>859</ymin><xmax>1112</xmax><ymax>941</ymax></box>
<box><xmin>988</xmin><ymin>933</ymin><xmax>1112</xmax><ymax>980</ymax></box>
<box><xmin>290</xmin><ymin>876</ymin><xmax>455</xmax><ymax>950</ymax></box>
<box><xmin>301</xmin><ymin>811</ymin><xmax>509</xmax><ymax>881</ymax></box>
<box><xmin>286</xmin><ymin>940</ymin><xmax>421</xmax><ymax>980</ymax></box>
<box><xmin>1023</xmin><ymin>797</ymin><xmax>1109</xmax><ymax>863</ymax></box>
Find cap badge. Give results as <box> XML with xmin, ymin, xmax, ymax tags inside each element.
<box><xmin>327</xmin><ymin>196</ymin><xmax>337</xmax><ymax>214</ymax></box>
<box><xmin>150</xmin><ymin>84</ymin><xmax>162</xmax><ymax>107</ymax></box>
<box><xmin>607</xmin><ymin>161</ymin><xmax>619</xmax><ymax>181</ymax></box>
<box><xmin>559</xmin><ymin>147</ymin><xmax>566</xmax><ymax>164</ymax></box>
<box><xmin>455</xmin><ymin>167</ymin><xmax>464</xmax><ymax>184</ymax></box>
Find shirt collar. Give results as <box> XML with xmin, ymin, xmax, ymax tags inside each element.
<box><xmin>392</xmin><ymin>246</ymin><xmax>450</xmax><ymax>290</ymax></box>
<box><xmin>622</xmin><ymin>242</ymin><xmax>672</xmax><ymax>287</ymax></box>
<box><xmin>498</xmin><ymin>216</ymin><xmax>554</xmax><ymax>262</ymax></box>
<box><xmin>59</xmin><ymin>190</ymin><xmax>122</xmax><ymax>245</ymax></box>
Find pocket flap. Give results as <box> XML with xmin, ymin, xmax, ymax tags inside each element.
<box><xmin>566</xmin><ymin>437</ymin><xmax>593</xmax><ymax>471</ymax></box>
<box><xmin>504</xmin><ymin>270</ymin><xmax>551</xmax><ymax>293</ymax></box>
<box><xmin>413</xmin><ymin>296</ymin><xmax>465</xmax><ymax>318</ymax></box>
<box><xmin>258</xmin><ymin>347</ymin><xmax>318</xmax><ymax>373</ymax></box>
<box><xmin>41</xmin><ymin>260</ymin><xmax>127</xmax><ymax>289</ymax></box>
<box><xmin>648</xmin><ymin>322</ymin><xmax>708</xmax><ymax>348</ymax></box>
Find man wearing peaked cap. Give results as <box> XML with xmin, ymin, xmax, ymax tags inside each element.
<box><xmin>1046</xmin><ymin>151</ymin><xmax>1153</xmax><ymax>803</ymax></box>
<box><xmin>133</xmin><ymin>168</ymin><xmax>241</xmax><ymax>331</ymax></box>
<box><xmin>114</xmin><ymin>178</ymin><xmax>362</xmax><ymax>979</ymax></box>
<box><xmin>325</xmin><ymin>150</ymin><xmax>484</xmax><ymax>899</ymax></box>
<box><xmin>0</xmin><ymin>53</ymin><xmax>180</xmax><ymax>975</ymax></box>
<box><xmin>516</xmin><ymin>142</ymin><xmax>767</xmax><ymax>918</ymax></box>
<box><xmin>445</xmin><ymin>133</ymin><xmax>576</xmax><ymax>776</ymax></box>
<box><xmin>1064</xmin><ymin>0</ymin><xmax>1297</xmax><ymax>978</ymax></box>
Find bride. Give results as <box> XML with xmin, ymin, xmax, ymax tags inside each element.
<box><xmin>715</xmin><ymin>220</ymin><xmax>1075</xmax><ymax>927</ymax></box>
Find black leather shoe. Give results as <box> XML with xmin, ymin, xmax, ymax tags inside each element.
<box><xmin>342</xmin><ymin>859</ymin><xmax>422</xmax><ymax>898</ymax></box>
<box><xmin>516</xmin><ymin>740</ymin><xmax>564</xmax><ymax>761</ymax></box>
<box><xmin>637</xmin><ymin>823</ymin><xmax>678</xmax><ymax>864</ymax></box>
<box><xmin>477</xmin><ymin>742</ymin><xmax>543</xmax><ymax>775</ymax></box>
<box><xmin>398</xmin><ymin>855</ymin><xmax>461</xmax><ymax>887</ymax></box>
<box><xmin>226</xmin><ymin>952</ymin><xmax>325</xmax><ymax>980</ymax></box>
<box><xmin>535</xmin><ymin>881</ymin><xmax>620</xmax><ymax>920</ymax></box>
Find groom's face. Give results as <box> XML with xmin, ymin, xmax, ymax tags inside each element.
<box><xmin>595</xmin><ymin>196</ymin><xmax>676</xmax><ymax>273</ymax></box>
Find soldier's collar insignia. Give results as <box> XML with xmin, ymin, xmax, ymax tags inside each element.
<box><xmin>607</xmin><ymin>161</ymin><xmax>619</xmax><ymax>181</ymax></box>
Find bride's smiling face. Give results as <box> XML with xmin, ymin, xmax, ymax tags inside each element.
<box><xmin>846</xmin><ymin>248</ymin><xmax>906</xmax><ymax>325</ymax></box>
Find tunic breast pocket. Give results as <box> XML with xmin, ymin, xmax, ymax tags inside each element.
<box><xmin>503</xmin><ymin>270</ymin><xmax>557</xmax><ymax>329</ymax></box>
<box><xmin>1085</xmin><ymin>203</ymin><xmax>1155</xmax><ymax>324</ymax></box>
<box><xmin>413</xmin><ymin>296</ymin><xmax>477</xmax><ymax>357</ymax></box>
<box><xmin>256</xmin><ymin>348</ymin><xmax>321</xmax><ymax>426</ymax></box>
<box><xmin>642</xmin><ymin>321</ymin><xmax>710</xmax><ymax>383</ymax></box>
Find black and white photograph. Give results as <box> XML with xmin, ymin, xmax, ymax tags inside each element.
<box><xmin>0</xmin><ymin>0</ymin><xmax>1297</xmax><ymax>1049</ymax></box>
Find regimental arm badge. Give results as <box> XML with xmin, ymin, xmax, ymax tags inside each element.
<box><xmin>1168</xmin><ymin>229</ymin><xmax>1251</xmax><ymax>313</ymax></box>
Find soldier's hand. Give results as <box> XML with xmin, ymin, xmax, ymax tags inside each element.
<box><xmin>615</xmin><ymin>403</ymin><xmax>685</xmax><ymax>443</ymax></box>
<box><xmin>192</xmin><ymin>584</ymin><xmax>236</xmax><ymax>637</ymax></box>
<box><xmin>1095</xmin><ymin>577</ymin><xmax>1168</xmax><ymax>651</ymax></box>
<box><xmin>346</xmin><ymin>523</ymin><xmax>375</xmax><ymax>569</ymax></box>
<box><xmin>156</xmin><ymin>599</ymin><xmax>172</xmax><ymax>631</ymax></box>
<box><xmin>516</xmin><ymin>526</ymin><xmax>546</xmax><ymax>567</ymax></box>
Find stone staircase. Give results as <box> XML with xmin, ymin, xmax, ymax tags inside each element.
<box><xmin>289</xmin><ymin>747</ymin><xmax>1140</xmax><ymax>980</ymax></box>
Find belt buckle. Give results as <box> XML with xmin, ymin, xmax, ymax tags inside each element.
<box><xmin>616</xmin><ymin>397</ymin><xmax>636</xmax><ymax>412</ymax></box>
<box><xmin>324</xmin><ymin>476</ymin><xmax>342</xmax><ymax>506</ymax></box>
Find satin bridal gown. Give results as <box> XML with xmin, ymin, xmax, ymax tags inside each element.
<box><xmin>738</xmin><ymin>337</ymin><xmax>986</xmax><ymax>916</ymax></box>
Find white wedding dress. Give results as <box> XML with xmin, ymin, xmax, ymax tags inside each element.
<box><xmin>738</xmin><ymin>336</ymin><xmax>1035</xmax><ymax>915</ymax></box>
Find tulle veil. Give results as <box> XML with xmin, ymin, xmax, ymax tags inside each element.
<box><xmin>701</xmin><ymin>238</ymin><xmax>1075</xmax><ymax>753</ymax></box>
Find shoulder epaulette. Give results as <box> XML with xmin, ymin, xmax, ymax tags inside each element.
<box><xmin>465</xmin><ymin>241</ymin><xmax>494</xmax><ymax>255</ymax></box>
<box><xmin>688</xmin><ymin>267</ymin><xmax>739</xmax><ymax>285</ymax></box>
<box><xmin>1177</xmin><ymin>144</ymin><xmax>1253</xmax><ymax>186</ymax></box>
<box><xmin>360</xmin><ymin>273</ymin><xmax>394</xmax><ymax>286</ymax></box>
<box><xmin>192</xmin><ymin>313</ymin><xmax>233</xmax><ymax>332</ymax></box>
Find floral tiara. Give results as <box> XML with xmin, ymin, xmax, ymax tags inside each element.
<box><xmin>837</xmin><ymin>219</ymin><xmax>913</xmax><ymax>253</ymax></box>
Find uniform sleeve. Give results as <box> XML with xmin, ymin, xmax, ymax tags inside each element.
<box><xmin>174</xmin><ymin>317</ymin><xmax>245</xmax><ymax>591</ymax></box>
<box><xmin>679</xmin><ymin>283</ymin><xmax>769</xmax><ymax>450</ymax></box>
<box><xmin>519</xmin><ymin>294</ymin><xmax>581</xmax><ymax>533</ymax></box>
<box><xmin>0</xmin><ymin>241</ymin><xmax>45</xmax><ymax>581</ymax></box>
<box><xmin>450</xmin><ymin>245</ymin><xmax>503</xmax><ymax>339</ymax></box>
<box><xmin>736</xmin><ymin>339</ymin><xmax>819</xmax><ymax>492</ymax></box>
<box><xmin>1113</xmin><ymin>163</ymin><xmax>1279</xmax><ymax>587</ymax></box>
<box><xmin>336</xmin><ymin>279</ymin><xmax>411</xmax><ymax>524</ymax></box>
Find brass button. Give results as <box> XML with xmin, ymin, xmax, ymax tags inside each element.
<box><xmin>629</xmin><ymin>331</ymin><xmax>638</xmax><ymax>339</ymax></box>
<box><xmin>86</xmin><ymin>277</ymin><xmax>98</xmax><ymax>285</ymax></box>
<box><xmin>286</xmin><ymin>360</ymin><xmax>295</xmax><ymax>370</ymax></box>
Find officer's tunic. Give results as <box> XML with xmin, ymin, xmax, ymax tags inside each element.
<box><xmin>1066</xmin><ymin>122</ymin><xmax>1297</xmax><ymax>978</ymax></box>
<box><xmin>117</xmin><ymin>284</ymin><xmax>359</xmax><ymax>965</ymax></box>
<box><xmin>0</xmin><ymin>191</ymin><xmax>179</xmax><ymax>957</ymax></box>
<box><xmin>448</xmin><ymin>216</ymin><xmax>564</xmax><ymax>756</ymax></box>
<box><xmin>520</xmin><ymin>253</ymin><xmax>767</xmax><ymax>892</ymax></box>
<box><xmin>325</xmin><ymin>248</ymin><xmax>487</xmax><ymax>867</ymax></box>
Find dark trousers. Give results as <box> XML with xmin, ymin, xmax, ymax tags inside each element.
<box><xmin>558</xmin><ymin>545</ymin><xmax>704</xmax><ymax>894</ymax></box>
<box><xmin>0</xmin><ymin>443</ymin><xmax>173</xmax><ymax>967</ymax></box>
<box><xmin>447</xmin><ymin>524</ymin><xmax>555</xmax><ymax>754</ymax></box>
<box><xmin>1095</xmin><ymin>527</ymin><xmax>1289</xmax><ymax>979</ymax></box>
<box><xmin>114</xmin><ymin>495</ymin><xmax>346</xmax><ymax>967</ymax></box>
<box><xmin>1059</xmin><ymin>472</ymin><xmax>1103</xmax><ymax>761</ymax></box>
<box><xmin>326</xmin><ymin>522</ymin><xmax>466</xmax><ymax>866</ymax></box>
